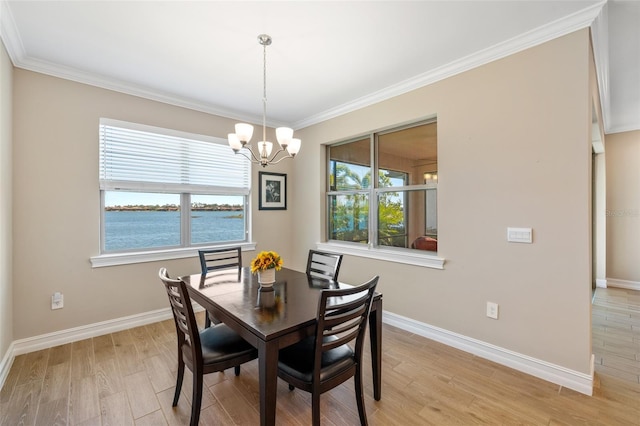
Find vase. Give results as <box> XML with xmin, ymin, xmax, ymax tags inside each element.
<box><xmin>258</xmin><ymin>268</ymin><xmax>276</xmax><ymax>286</ymax></box>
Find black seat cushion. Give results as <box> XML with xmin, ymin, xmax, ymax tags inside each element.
<box><xmin>182</xmin><ymin>323</ymin><xmax>257</xmax><ymax>365</ymax></box>
<box><xmin>278</xmin><ymin>335</ymin><xmax>354</xmax><ymax>383</ymax></box>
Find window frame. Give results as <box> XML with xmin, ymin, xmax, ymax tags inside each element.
<box><xmin>324</xmin><ymin>119</ymin><xmax>444</xmax><ymax>269</ymax></box>
<box><xmin>91</xmin><ymin>119</ymin><xmax>256</xmax><ymax>268</ymax></box>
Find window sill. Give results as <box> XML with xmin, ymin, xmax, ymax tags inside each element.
<box><xmin>316</xmin><ymin>242</ymin><xmax>445</xmax><ymax>269</ymax></box>
<box><xmin>90</xmin><ymin>242</ymin><xmax>257</xmax><ymax>268</ymax></box>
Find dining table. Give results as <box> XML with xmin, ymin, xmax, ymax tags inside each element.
<box><xmin>180</xmin><ymin>266</ymin><xmax>383</xmax><ymax>426</ymax></box>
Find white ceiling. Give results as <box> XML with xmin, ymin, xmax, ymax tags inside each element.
<box><xmin>1</xmin><ymin>1</ymin><xmax>638</xmax><ymax>134</ymax></box>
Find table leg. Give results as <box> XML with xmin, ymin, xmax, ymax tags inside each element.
<box><xmin>258</xmin><ymin>339</ymin><xmax>279</xmax><ymax>426</ymax></box>
<box><xmin>369</xmin><ymin>298</ymin><xmax>382</xmax><ymax>400</ymax></box>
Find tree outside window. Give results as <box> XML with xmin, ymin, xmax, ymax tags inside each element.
<box><xmin>327</xmin><ymin>120</ymin><xmax>438</xmax><ymax>253</ymax></box>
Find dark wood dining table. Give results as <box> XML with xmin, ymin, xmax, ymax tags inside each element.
<box><xmin>180</xmin><ymin>266</ymin><xmax>382</xmax><ymax>426</ymax></box>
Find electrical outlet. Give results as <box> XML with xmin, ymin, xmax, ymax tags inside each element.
<box><xmin>52</xmin><ymin>292</ymin><xmax>64</xmax><ymax>310</ymax></box>
<box><xmin>486</xmin><ymin>301</ymin><xmax>499</xmax><ymax>319</ymax></box>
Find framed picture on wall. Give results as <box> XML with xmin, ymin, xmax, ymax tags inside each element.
<box><xmin>259</xmin><ymin>172</ymin><xmax>287</xmax><ymax>210</ymax></box>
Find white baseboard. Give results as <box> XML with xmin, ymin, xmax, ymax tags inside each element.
<box><xmin>595</xmin><ymin>278</ymin><xmax>607</xmax><ymax>288</ymax></box>
<box><xmin>0</xmin><ymin>341</ymin><xmax>16</xmax><ymax>391</ymax></box>
<box><xmin>0</xmin><ymin>307</ymin><xmax>176</xmax><ymax>390</ymax></box>
<box><xmin>1</xmin><ymin>305</ymin><xmax>593</xmax><ymax>396</ymax></box>
<box><xmin>606</xmin><ymin>278</ymin><xmax>640</xmax><ymax>291</ymax></box>
<box><xmin>11</xmin><ymin>308</ymin><xmax>175</xmax><ymax>357</ymax></box>
<box><xmin>382</xmin><ymin>311</ymin><xmax>593</xmax><ymax>396</ymax></box>
<box><xmin>0</xmin><ymin>303</ymin><xmax>211</xmax><ymax>390</ymax></box>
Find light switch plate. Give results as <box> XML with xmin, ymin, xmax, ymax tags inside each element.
<box><xmin>507</xmin><ymin>227</ymin><xmax>532</xmax><ymax>243</ymax></box>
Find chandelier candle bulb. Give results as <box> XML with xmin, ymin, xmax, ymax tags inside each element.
<box><xmin>258</xmin><ymin>141</ymin><xmax>273</xmax><ymax>157</ymax></box>
<box><xmin>276</xmin><ymin>127</ymin><xmax>294</xmax><ymax>146</ymax></box>
<box><xmin>288</xmin><ymin>138</ymin><xmax>301</xmax><ymax>156</ymax></box>
<box><xmin>228</xmin><ymin>133</ymin><xmax>242</xmax><ymax>151</ymax></box>
<box><xmin>235</xmin><ymin>123</ymin><xmax>254</xmax><ymax>143</ymax></box>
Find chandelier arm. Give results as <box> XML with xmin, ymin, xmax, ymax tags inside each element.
<box><xmin>267</xmin><ymin>146</ymin><xmax>286</xmax><ymax>160</ymax></box>
<box><xmin>238</xmin><ymin>146</ymin><xmax>263</xmax><ymax>164</ymax></box>
<box><xmin>236</xmin><ymin>149</ymin><xmax>256</xmax><ymax>163</ymax></box>
<box><xmin>266</xmin><ymin>150</ymin><xmax>294</xmax><ymax>165</ymax></box>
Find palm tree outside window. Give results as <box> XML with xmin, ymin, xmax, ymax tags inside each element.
<box><xmin>327</xmin><ymin>119</ymin><xmax>438</xmax><ymax>253</ymax></box>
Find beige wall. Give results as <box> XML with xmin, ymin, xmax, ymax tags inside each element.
<box><xmin>0</xmin><ymin>41</ymin><xmax>13</xmax><ymax>360</ymax></box>
<box><xmin>605</xmin><ymin>130</ymin><xmax>640</xmax><ymax>283</ymax></box>
<box><xmin>292</xmin><ymin>30</ymin><xmax>594</xmax><ymax>373</ymax></box>
<box><xmin>10</xmin><ymin>29</ymin><xmax>598</xmax><ymax>376</ymax></box>
<box><xmin>12</xmin><ymin>70</ymin><xmax>294</xmax><ymax>339</ymax></box>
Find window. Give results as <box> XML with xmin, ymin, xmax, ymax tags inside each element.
<box><xmin>327</xmin><ymin>119</ymin><xmax>438</xmax><ymax>255</ymax></box>
<box><xmin>98</xmin><ymin>119</ymin><xmax>251</xmax><ymax>254</ymax></box>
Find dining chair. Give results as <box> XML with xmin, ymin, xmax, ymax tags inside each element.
<box><xmin>198</xmin><ymin>247</ymin><xmax>242</xmax><ymax>327</ymax></box>
<box><xmin>306</xmin><ymin>250</ymin><xmax>343</xmax><ymax>281</ymax></box>
<box><xmin>277</xmin><ymin>275</ymin><xmax>379</xmax><ymax>426</ymax></box>
<box><xmin>159</xmin><ymin>268</ymin><xmax>257</xmax><ymax>426</ymax></box>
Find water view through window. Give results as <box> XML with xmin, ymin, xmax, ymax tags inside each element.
<box><xmin>104</xmin><ymin>192</ymin><xmax>245</xmax><ymax>252</ymax></box>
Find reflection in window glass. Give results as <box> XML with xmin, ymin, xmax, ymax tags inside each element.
<box><xmin>327</xmin><ymin>120</ymin><xmax>438</xmax><ymax>253</ymax></box>
<box><xmin>328</xmin><ymin>194</ymin><xmax>369</xmax><ymax>244</ymax></box>
<box><xmin>425</xmin><ymin>188</ymin><xmax>437</xmax><ymax>237</ymax></box>
<box><xmin>104</xmin><ymin>192</ymin><xmax>181</xmax><ymax>251</ymax></box>
<box><xmin>329</xmin><ymin>138</ymin><xmax>371</xmax><ymax>191</ymax></box>
<box><xmin>377</xmin><ymin>189</ymin><xmax>406</xmax><ymax>248</ymax></box>
<box><xmin>379</xmin><ymin>169</ymin><xmax>407</xmax><ymax>187</ymax></box>
<box><xmin>191</xmin><ymin>195</ymin><xmax>245</xmax><ymax>244</ymax></box>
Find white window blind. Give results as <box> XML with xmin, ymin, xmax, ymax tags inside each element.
<box><xmin>99</xmin><ymin>118</ymin><xmax>250</xmax><ymax>194</ymax></box>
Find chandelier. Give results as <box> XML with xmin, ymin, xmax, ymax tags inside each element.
<box><xmin>228</xmin><ymin>34</ymin><xmax>301</xmax><ymax>167</ymax></box>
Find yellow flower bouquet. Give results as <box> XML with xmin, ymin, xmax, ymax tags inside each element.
<box><xmin>250</xmin><ymin>251</ymin><xmax>283</xmax><ymax>274</ymax></box>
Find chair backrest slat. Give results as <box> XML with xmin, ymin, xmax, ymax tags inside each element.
<box><xmin>306</xmin><ymin>250</ymin><xmax>343</xmax><ymax>281</ymax></box>
<box><xmin>159</xmin><ymin>268</ymin><xmax>202</xmax><ymax>365</ymax></box>
<box><xmin>199</xmin><ymin>247</ymin><xmax>242</xmax><ymax>275</ymax></box>
<box><xmin>323</xmin><ymin>306</ymin><xmax>366</xmax><ymax>330</ymax></box>
<box><xmin>313</xmin><ymin>276</ymin><xmax>378</xmax><ymax>376</ymax></box>
<box><xmin>322</xmin><ymin>329</ymin><xmax>360</xmax><ymax>352</ymax></box>
<box><xmin>324</xmin><ymin>311</ymin><xmax>365</xmax><ymax>334</ymax></box>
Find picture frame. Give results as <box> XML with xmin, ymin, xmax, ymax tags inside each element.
<box><xmin>259</xmin><ymin>172</ymin><xmax>287</xmax><ymax>210</ymax></box>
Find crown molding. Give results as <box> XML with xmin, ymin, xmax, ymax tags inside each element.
<box><xmin>294</xmin><ymin>1</ymin><xmax>606</xmax><ymax>129</ymax></box>
<box><xmin>17</xmin><ymin>56</ymin><xmax>268</xmax><ymax>125</ymax></box>
<box><xmin>0</xmin><ymin>0</ymin><xmax>24</xmax><ymax>62</ymax></box>
<box><xmin>591</xmin><ymin>2</ymin><xmax>611</xmax><ymax>133</ymax></box>
<box><xmin>606</xmin><ymin>122</ymin><xmax>640</xmax><ymax>135</ymax></box>
<box><xmin>2</xmin><ymin>1</ymin><xmax>607</xmax><ymax>131</ymax></box>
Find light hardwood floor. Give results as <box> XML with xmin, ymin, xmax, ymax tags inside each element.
<box><xmin>1</xmin><ymin>287</ymin><xmax>639</xmax><ymax>425</ymax></box>
<box><xmin>592</xmin><ymin>287</ymin><xmax>640</xmax><ymax>384</ymax></box>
